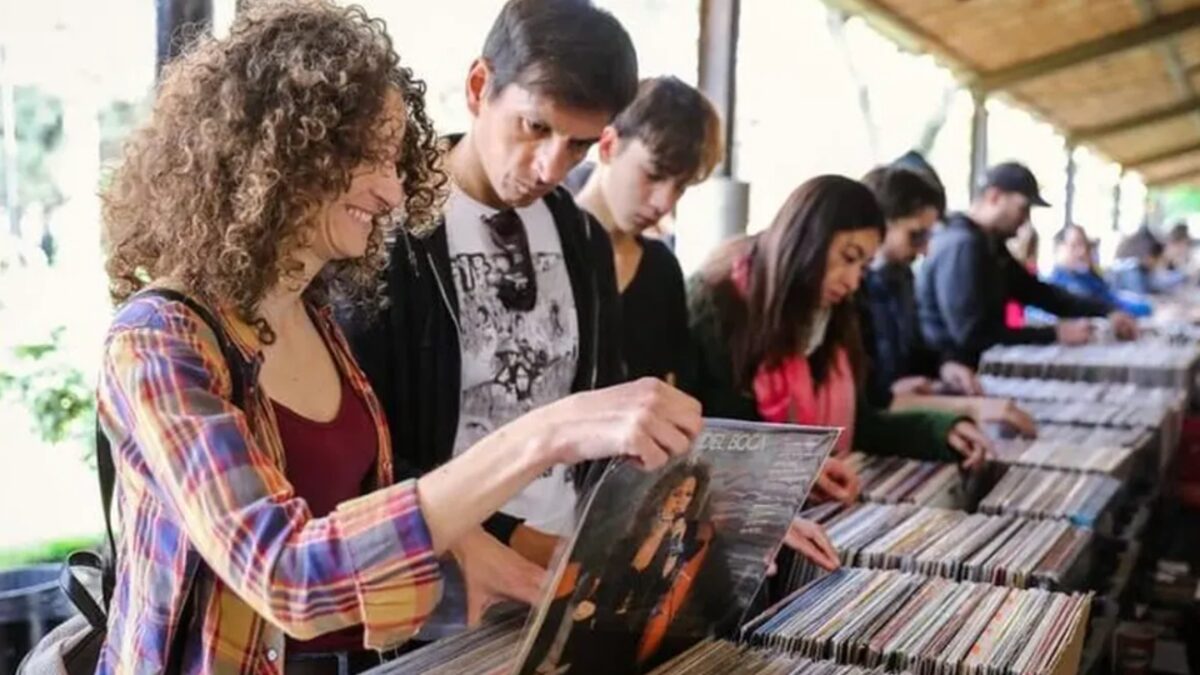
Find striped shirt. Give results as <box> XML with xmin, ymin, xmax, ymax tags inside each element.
<box><xmin>96</xmin><ymin>294</ymin><xmax>442</xmax><ymax>674</ymax></box>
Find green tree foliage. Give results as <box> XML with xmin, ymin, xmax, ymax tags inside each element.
<box><xmin>0</xmin><ymin>327</ymin><xmax>94</xmax><ymax>448</ymax></box>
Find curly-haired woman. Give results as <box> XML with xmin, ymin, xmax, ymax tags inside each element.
<box><xmin>96</xmin><ymin>2</ymin><xmax>701</xmax><ymax>673</ymax></box>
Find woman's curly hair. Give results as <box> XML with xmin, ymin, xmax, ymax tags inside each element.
<box><xmin>102</xmin><ymin>0</ymin><xmax>444</xmax><ymax>340</ymax></box>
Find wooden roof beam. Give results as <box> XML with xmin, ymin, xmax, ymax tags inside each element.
<box><xmin>1071</xmin><ymin>96</ymin><xmax>1200</xmax><ymax>142</ymax></box>
<box><xmin>973</xmin><ymin>7</ymin><xmax>1200</xmax><ymax>92</ymax></box>
<box><xmin>1126</xmin><ymin>140</ymin><xmax>1200</xmax><ymax>170</ymax></box>
<box><xmin>819</xmin><ymin>0</ymin><xmax>976</xmax><ymax>79</ymax></box>
<box><xmin>1145</xmin><ymin>165</ymin><xmax>1200</xmax><ymax>186</ymax></box>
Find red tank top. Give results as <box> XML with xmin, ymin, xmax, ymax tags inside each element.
<box><xmin>273</xmin><ymin>373</ymin><xmax>377</xmax><ymax>654</ymax></box>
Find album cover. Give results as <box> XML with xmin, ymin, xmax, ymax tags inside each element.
<box><xmin>510</xmin><ymin>419</ymin><xmax>838</xmax><ymax>675</ymax></box>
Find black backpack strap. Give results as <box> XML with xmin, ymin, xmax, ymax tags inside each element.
<box><xmin>92</xmin><ymin>288</ymin><xmax>246</xmax><ymax>607</ymax></box>
<box><xmin>94</xmin><ymin>426</ymin><xmax>120</xmax><ymax>607</ymax></box>
<box><xmin>60</xmin><ymin>551</ymin><xmax>107</xmax><ymax>630</ymax></box>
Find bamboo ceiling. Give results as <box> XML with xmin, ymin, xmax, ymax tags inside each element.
<box><xmin>823</xmin><ymin>0</ymin><xmax>1200</xmax><ymax>188</ymax></box>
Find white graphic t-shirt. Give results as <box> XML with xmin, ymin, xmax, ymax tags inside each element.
<box><xmin>446</xmin><ymin>187</ymin><xmax>580</xmax><ymax>536</ymax></box>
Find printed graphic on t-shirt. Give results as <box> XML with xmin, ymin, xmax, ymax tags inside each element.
<box><xmin>446</xmin><ymin>190</ymin><xmax>580</xmax><ymax>536</ymax></box>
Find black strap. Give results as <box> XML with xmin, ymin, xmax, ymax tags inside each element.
<box><xmin>91</xmin><ymin>288</ymin><xmax>246</xmax><ymax>609</ymax></box>
<box><xmin>61</xmin><ymin>551</ymin><xmax>107</xmax><ymax>630</ymax></box>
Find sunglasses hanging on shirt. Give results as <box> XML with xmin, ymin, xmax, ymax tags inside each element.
<box><xmin>483</xmin><ymin>209</ymin><xmax>538</xmax><ymax>312</ymax></box>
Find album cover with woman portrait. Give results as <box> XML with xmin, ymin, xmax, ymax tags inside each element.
<box><xmin>512</xmin><ymin>419</ymin><xmax>838</xmax><ymax>675</ymax></box>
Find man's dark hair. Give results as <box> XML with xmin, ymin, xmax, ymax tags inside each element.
<box><xmin>482</xmin><ymin>0</ymin><xmax>638</xmax><ymax>115</ymax></box>
<box><xmin>1167</xmin><ymin>222</ymin><xmax>1192</xmax><ymax>244</ymax></box>
<box><xmin>892</xmin><ymin>150</ymin><xmax>946</xmax><ymax>213</ymax></box>
<box><xmin>860</xmin><ymin>166</ymin><xmax>946</xmax><ymax>222</ymax></box>
<box><xmin>1118</xmin><ymin>228</ymin><xmax>1164</xmax><ymax>260</ymax></box>
<box><xmin>611</xmin><ymin>76</ymin><xmax>724</xmax><ymax>184</ymax></box>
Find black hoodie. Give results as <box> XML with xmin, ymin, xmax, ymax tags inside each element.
<box><xmin>338</xmin><ymin>145</ymin><xmax>625</xmax><ymax>542</ymax></box>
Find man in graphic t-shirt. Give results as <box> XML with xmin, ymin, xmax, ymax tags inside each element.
<box><xmin>342</xmin><ymin>0</ymin><xmax>635</xmax><ymax>590</ymax></box>
<box><xmin>445</xmin><ymin>186</ymin><xmax>585</xmax><ymax>537</ymax></box>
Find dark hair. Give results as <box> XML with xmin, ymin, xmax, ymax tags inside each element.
<box><xmin>611</xmin><ymin>76</ymin><xmax>724</xmax><ymax>184</ymax></box>
<box><xmin>1167</xmin><ymin>222</ymin><xmax>1191</xmax><ymax>244</ymax></box>
<box><xmin>860</xmin><ymin>166</ymin><xmax>945</xmax><ymax>222</ymax></box>
<box><xmin>622</xmin><ymin>462</ymin><xmax>711</xmax><ymax>554</ymax></box>
<box><xmin>701</xmin><ymin>175</ymin><xmax>885</xmax><ymax>386</ymax></box>
<box><xmin>1118</xmin><ymin>228</ymin><xmax>1164</xmax><ymax>260</ymax></box>
<box><xmin>891</xmin><ymin>150</ymin><xmax>946</xmax><ymax>216</ymax></box>
<box><xmin>482</xmin><ymin>0</ymin><xmax>638</xmax><ymax>115</ymax></box>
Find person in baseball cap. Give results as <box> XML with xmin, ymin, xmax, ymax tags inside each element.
<box><xmin>986</xmin><ymin>161</ymin><xmax>1051</xmax><ymax>207</ymax></box>
<box><xmin>916</xmin><ymin>161</ymin><xmax>1138</xmax><ymax>369</ymax></box>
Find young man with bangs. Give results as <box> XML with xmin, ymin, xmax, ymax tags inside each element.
<box><xmin>575</xmin><ymin>76</ymin><xmax>724</xmax><ymax>384</ymax></box>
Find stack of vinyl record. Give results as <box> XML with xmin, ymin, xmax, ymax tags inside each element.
<box><xmin>373</xmin><ymin>611</ymin><xmax>524</xmax><ymax>674</ymax></box>
<box><xmin>1015</xmin><ymin>399</ymin><xmax>1167</xmax><ymax>429</ymax></box>
<box><xmin>989</xmin><ymin>424</ymin><xmax>1146</xmax><ymax>474</ymax></box>
<box><xmin>978</xmin><ymin>341</ymin><xmax>1200</xmax><ymax>388</ymax></box>
<box><xmin>646</xmin><ymin>639</ymin><xmax>891</xmax><ymax>674</ymax></box>
<box><xmin>742</xmin><ymin>568</ymin><xmax>1090</xmax><ymax>674</ymax></box>
<box><xmin>978</xmin><ymin>375</ymin><xmax>1185</xmax><ymax>408</ymax></box>
<box><xmin>847</xmin><ymin>453</ymin><xmax>961</xmax><ymax>506</ymax></box>
<box><xmin>978</xmin><ymin>466</ymin><xmax>1120</xmax><ymax>526</ymax></box>
<box><xmin>797</xmin><ymin>503</ymin><xmax>1090</xmax><ymax>589</ymax></box>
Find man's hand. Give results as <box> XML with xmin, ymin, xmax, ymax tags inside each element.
<box><xmin>1108</xmin><ymin>311</ymin><xmax>1139</xmax><ymax>341</ymax></box>
<box><xmin>947</xmin><ymin>420</ymin><xmax>991</xmax><ymax>470</ymax></box>
<box><xmin>891</xmin><ymin>376</ymin><xmax>935</xmax><ymax>397</ymax></box>
<box><xmin>531</xmin><ymin>378</ymin><xmax>703</xmax><ymax>470</ymax></box>
<box><xmin>1056</xmin><ymin>319</ymin><xmax>1093</xmax><ymax>345</ymax></box>
<box><xmin>783</xmin><ymin>517</ymin><xmax>839</xmax><ymax>571</ymax></box>
<box><xmin>451</xmin><ymin>527</ymin><xmax>547</xmax><ymax>626</ymax></box>
<box><xmin>810</xmin><ymin>456</ymin><xmax>861</xmax><ymax>504</ymax></box>
<box><xmin>938</xmin><ymin>361</ymin><xmax>982</xmax><ymax>395</ymax></box>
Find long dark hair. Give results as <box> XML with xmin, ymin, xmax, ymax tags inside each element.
<box><xmin>699</xmin><ymin>175</ymin><xmax>885</xmax><ymax>387</ymax></box>
<box><xmin>620</xmin><ymin>462</ymin><xmax>711</xmax><ymax>558</ymax></box>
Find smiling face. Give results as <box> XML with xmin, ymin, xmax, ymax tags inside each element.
<box><xmin>310</xmin><ymin>89</ymin><xmax>406</xmax><ymax>262</ymax></box>
<box><xmin>467</xmin><ymin>62</ymin><xmax>611</xmax><ymax>208</ymax></box>
<box><xmin>820</xmin><ymin>228</ymin><xmax>881</xmax><ymax>308</ymax></box>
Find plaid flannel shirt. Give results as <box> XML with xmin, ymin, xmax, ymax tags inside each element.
<box><xmin>96</xmin><ymin>294</ymin><xmax>442</xmax><ymax>674</ymax></box>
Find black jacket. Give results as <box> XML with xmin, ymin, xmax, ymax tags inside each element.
<box><xmin>916</xmin><ymin>213</ymin><xmax>1113</xmax><ymax>368</ymax></box>
<box><xmin>858</xmin><ymin>261</ymin><xmax>941</xmax><ymax>407</ymax></box>
<box><xmin>339</xmin><ymin>181</ymin><xmax>625</xmax><ymax>537</ymax></box>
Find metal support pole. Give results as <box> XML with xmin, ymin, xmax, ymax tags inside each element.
<box><xmin>678</xmin><ymin>0</ymin><xmax>748</xmax><ymax>275</ymax></box>
<box><xmin>698</xmin><ymin>0</ymin><xmax>740</xmax><ymax>178</ymax></box>
<box><xmin>1064</xmin><ymin>145</ymin><xmax>1077</xmax><ymax>227</ymax></box>
<box><xmin>1112</xmin><ymin>175</ymin><xmax>1123</xmax><ymax>232</ymax></box>
<box><xmin>969</xmin><ymin>91</ymin><xmax>989</xmax><ymax>201</ymax></box>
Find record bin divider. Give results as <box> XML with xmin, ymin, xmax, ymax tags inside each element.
<box><xmin>1079</xmin><ymin>597</ymin><xmax>1121</xmax><ymax>675</ymax></box>
<box><xmin>1049</xmin><ymin>594</ymin><xmax>1092</xmax><ymax>675</ymax></box>
<box><xmin>1077</xmin><ymin>539</ymin><xmax>1141</xmax><ymax>675</ymax></box>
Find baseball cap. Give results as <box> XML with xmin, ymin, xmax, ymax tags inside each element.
<box><xmin>985</xmin><ymin>162</ymin><xmax>1050</xmax><ymax>207</ymax></box>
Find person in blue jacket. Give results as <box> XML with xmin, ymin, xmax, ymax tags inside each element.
<box><xmin>1047</xmin><ymin>224</ymin><xmax>1152</xmax><ymax>317</ymax></box>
